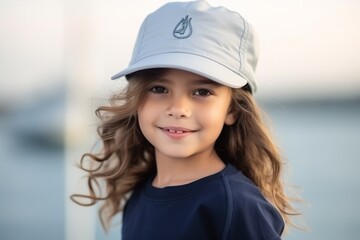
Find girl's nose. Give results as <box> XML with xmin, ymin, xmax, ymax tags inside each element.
<box><xmin>166</xmin><ymin>95</ymin><xmax>191</xmax><ymax>119</ymax></box>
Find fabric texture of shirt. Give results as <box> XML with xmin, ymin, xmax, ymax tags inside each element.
<box><xmin>122</xmin><ymin>164</ymin><xmax>284</xmax><ymax>240</ymax></box>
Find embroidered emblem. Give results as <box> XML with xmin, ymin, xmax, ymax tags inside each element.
<box><xmin>173</xmin><ymin>15</ymin><xmax>192</xmax><ymax>39</ymax></box>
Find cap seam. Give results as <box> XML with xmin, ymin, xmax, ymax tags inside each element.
<box><xmin>238</xmin><ymin>16</ymin><xmax>247</xmax><ymax>73</ymax></box>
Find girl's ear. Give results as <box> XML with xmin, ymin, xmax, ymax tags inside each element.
<box><xmin>225</xmin><ymin>111</ymin><xmax>236</xmax><ymax>125</ymax></box>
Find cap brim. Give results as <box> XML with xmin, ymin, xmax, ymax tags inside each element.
<box><xmin>111</xmin><ymin>53</ymin><xmax>248</xmax><ymax>88</ymax></box>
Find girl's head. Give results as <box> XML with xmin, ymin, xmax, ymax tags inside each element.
<box><xmin>108</xmin><ymin>0</ymin><xmax>260</xmax><ymax>168</ymax></box>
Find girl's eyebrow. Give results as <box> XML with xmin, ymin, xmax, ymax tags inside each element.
<box><xmin>191</xmin><ymin>79</ymin><xmax>220</xmax><ymax>86</ymax></box>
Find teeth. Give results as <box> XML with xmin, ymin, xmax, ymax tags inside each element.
<box><xmin>167</xmin><ymin>129</ymin><xmax>185</xmax><ymax>134</ymax></box>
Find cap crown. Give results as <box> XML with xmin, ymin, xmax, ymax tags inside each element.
<box><xmin>113</xmin><ymin>1</ymin><xmax>259</xmax><ymax>92</ymax></box>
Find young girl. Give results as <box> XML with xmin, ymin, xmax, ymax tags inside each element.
<box><xmin>72</xmin><ymin>1</ymin><xmax>299</xmax><ymax>239</ymax></box>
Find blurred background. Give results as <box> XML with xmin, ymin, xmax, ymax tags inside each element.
<box><xmin>0</xmin><ymin>0</ymin><xmax>359</xmax><ymax>239</ymax></box>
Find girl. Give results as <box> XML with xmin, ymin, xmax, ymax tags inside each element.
<box><xmin>72</xmin><ymin>1</ymin><xmax>299</xmax><ymax>239</ymax></box>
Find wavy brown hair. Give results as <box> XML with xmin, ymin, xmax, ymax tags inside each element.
<box><xmin>71</xmin><ymin>68</ymin><xmax>299</xmax><ymax>231</ymax></box>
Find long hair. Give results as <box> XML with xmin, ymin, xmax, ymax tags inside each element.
<box><xmin>216</xmin><ymin>86</ymin><xmax>299</xmax><ymax>228</ymax></box>
<box><xmin>71</xmin><ymin>68</ymin><xmax>299</xmax><ymax>231</ymax></box>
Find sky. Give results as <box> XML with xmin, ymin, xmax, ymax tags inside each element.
<box><xmin>0</xmin><ymin>0</ymin><xmax>359</xmax><ymax>104</ymax></box>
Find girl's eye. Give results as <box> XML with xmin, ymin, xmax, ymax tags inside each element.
<box><xmin>194</xmin><ymin>89</ymin><xmax>212</xmax><ymax>96</ymax></box>
<box><xmin>149</xmin><ymin>86</ymin><xmax>167</xmax><ymax>94</ymax></box>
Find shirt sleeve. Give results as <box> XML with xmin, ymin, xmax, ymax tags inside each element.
<box><xmin>226</xmin><ymin>178</ymin><xmax>285</xmax><ymax>239</ymax></box>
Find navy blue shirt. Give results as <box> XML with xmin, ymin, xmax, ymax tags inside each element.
<box><xmin>122</xmin><ymin>164</ymin><xmax>284</xmax><ymax>239</ymax></box>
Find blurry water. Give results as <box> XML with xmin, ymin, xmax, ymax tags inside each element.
<box><xmin>0</xmin><ymin>92</ymin><xmax>65</xmax><ymax>240</ymax></box>
<box><xmin>263</xmin><ymin>99</ymin><xmax>360</xmax><ymax>240</ymax></box>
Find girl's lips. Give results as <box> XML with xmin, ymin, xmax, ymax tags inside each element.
<box><xmin>159</xmin><ymin>127</ymin><xmax>196</xmax><ymax>138</ymax></box>
<box><xmin>167</xmin><ymin>129</ymin><xmax>187</xmax><ymax>134</ymax></box>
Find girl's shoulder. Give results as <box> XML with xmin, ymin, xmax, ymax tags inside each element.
<box><xmin>222</xmin><ymin>164</ymin><xmax>285</xmax><ymax>238</ymax></box>
<box><xmin>222</xmin><ymin>164</ymin><xmax>268</xmax><ymax>202</ymax></box>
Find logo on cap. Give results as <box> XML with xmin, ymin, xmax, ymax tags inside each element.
<box><xmin>173</xmin><ymin>15</ymin><xmax>192</xmax><ymax>39</ymax></box>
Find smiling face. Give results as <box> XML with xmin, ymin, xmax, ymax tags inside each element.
<box><xmin>137</xmin><ymin>69</ymin><xmax>235</xmax><ymax>163</ymax></box>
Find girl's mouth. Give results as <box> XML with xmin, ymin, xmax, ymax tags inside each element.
<box><xmin>159</xmin><ymin>127</ymin><xmax>196</xmax><ymax>138</ymax></box>
<box><xmin>161</xmin><ymin>127</ymin><xmax>195</xmax><ymax>133</ymax></box>
<box><xmin>166</xmin><ymin>129</ymin><xmax>189</xmax><ymax>134</ymax></box>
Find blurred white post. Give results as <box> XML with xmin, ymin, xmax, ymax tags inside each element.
<box><xmin>64</xmin><ymin>0</ymin><xmax>100</xmax><ymax>240</ymax></box>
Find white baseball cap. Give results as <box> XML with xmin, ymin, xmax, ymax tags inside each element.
<box><xmin>111</xmin><ymin>0</ymin><xmax>259</xmax><ymax>92</ymax></box>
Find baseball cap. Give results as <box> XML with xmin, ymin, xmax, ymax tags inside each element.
<box><xmin>111</xmin><ymin>0</ymin><xmax>259</xmax><ymax>92</ymax></box>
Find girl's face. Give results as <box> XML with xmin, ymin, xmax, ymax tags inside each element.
<box><xmin>137</xmin><ymin>69</ymin><xmax>235</xmax><ymax>162</ymax></box>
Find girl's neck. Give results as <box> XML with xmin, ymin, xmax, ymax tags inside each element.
<box><xmin>152</xmin><ymin>150</ymin><xmax>225</xmax><ymax>188</ymax></box>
